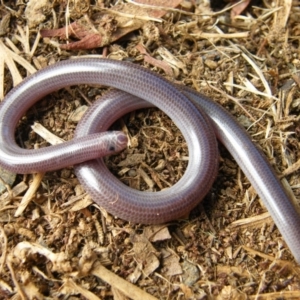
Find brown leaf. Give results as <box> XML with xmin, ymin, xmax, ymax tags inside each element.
<box><xmin>131</xmin><ymin>234</ymin><xmax>160</xmax><ymax>277</ymax></box>
<box><xmin>161</xmin><ymin>252</ymin><xmax>182</xmax><ymax>276</ymax></box>
<box><xmin>144</xmin><ymin>225</ymin><xmax>172</xmax><ymax>242</ymax></box>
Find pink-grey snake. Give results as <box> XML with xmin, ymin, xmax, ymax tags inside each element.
<box><xmin>0</xmin><ymin>58</ymin><xmax>299</xmax><ymax>263</ymax></box>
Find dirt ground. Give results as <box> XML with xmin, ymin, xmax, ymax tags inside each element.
<box><xmin>0</xmin><ymin>0</ymin><xmax>300</xmax><ymax>299</ymax></box>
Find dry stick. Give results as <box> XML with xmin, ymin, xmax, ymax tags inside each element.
<box><xmin>92</xmin><ymin>262</ymin><xmax>158</xmax><ymax>300</ymax></box>
<box><xmin>192</xmin><ymin>31</ymin><xmax>249</xmax><ymax>39</ymax></box>
<box><xmin>229</xmin><ymin>211</ymin><xmax>271</xmax><ymax>228</ymax></box>
<box><xmin>14</xmin><ymin>172</ymin><xmax>45</xmax><ymax>217</ymax></box>
<box><xmin>101</xmin><ymin>7</ymin><xmax>163</xmax><ymax>22</ymax></box>
<box><xmin>0</xmin><ymin>226</ymin><xmax>8</xmax><ymax>273</ymax></box>
<box><xmin>125</xmin><ymin>0</ymin><xmax>247</xmax><ymax>17</ymax></box>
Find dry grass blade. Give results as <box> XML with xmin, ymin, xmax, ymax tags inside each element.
<box><xmin>126</xmin><ymin>0</ymin><xmax>249</xmax><ymax>17</ymax></box>
<box><xmin>223</xmin><ymin>82</ymin><xmax>278</xmax><ymax>100</ymax></box>
<box><xmin>0</xmin><ymin>25</ymin><xmax>39</xmax><ymax>99</ymax></box>
<box><xmin>0</xmin><ymin>39</ymin><xmax>36</xmax><ymax>100</ymax></box>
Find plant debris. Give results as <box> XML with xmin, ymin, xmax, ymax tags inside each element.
<box><xmin>39</xmin><ymin>0</ymin><xmax>183</xmax><ymax>50</ymax></box>
<box><xmin>1</xmin><ymin>0</ymin><xmax>300</xmax><ymax>299</ymax></box>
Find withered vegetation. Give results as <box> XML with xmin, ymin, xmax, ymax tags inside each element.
<box><xmin>0</xmin><ymin>0</ymin><xmax>300</xmax><ymax>299</ymax></box>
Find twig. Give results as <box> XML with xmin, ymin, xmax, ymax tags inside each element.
<box><xmin>14</xmin><ymin>172</ymin><xmax>45</xmax><ymax>217</ymax></box>
<box><xmin>92</xmin><ymin>262</ymin><xmax>158</xmax><ymax>300</ymax></box>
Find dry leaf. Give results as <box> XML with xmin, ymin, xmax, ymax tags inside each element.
<box><xmin>131</xmin><ymin>234</ymin><xmax>160</xmax><ymax>277</ymax></box>
<box><xmin>144</xmin><ymin>225</ymin><xmax>172</xmax><ymax>242</ymax></box>
<box><xmin>161</xmin><ymin>252</ymin><xmax>182</xmax><ymax>277</ymax></box>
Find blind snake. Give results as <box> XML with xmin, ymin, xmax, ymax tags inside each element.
<box><xmin>0</xmin><ymin>58</ymin><xmax>299</xmax><ymax>263</ymax></box>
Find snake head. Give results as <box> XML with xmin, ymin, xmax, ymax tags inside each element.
<box><xmin>107</xmin><ymin>131</ymin><xmax>128</xmax><ymax>154</ymax></box>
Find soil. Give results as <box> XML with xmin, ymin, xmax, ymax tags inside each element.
<box><xmin>0</xmin><ymin>0</ymin><xmax>300</xmax><ymax>299</ymax></box>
